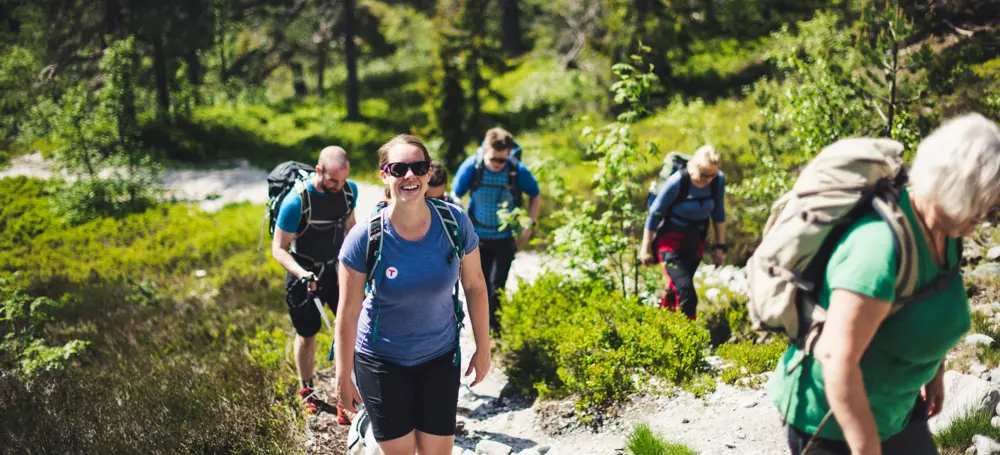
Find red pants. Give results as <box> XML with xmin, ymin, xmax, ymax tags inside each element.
<box><xmin>653</xmin><ymin>231</ymin><xmax>704</xmax><ymax>320</ymax></box>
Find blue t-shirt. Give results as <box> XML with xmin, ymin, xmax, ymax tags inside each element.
<box><xmin>645</xmin><ymin>171</ymin><xmax>726</xmax><ymax>231</ymax></box>
<box><xmin>277</xmin><ymin>180</ymin><xmax>358</xmax><ymax>233</ymax></box>
<box><xmin>339</xmin><ymin>200</ymin><xmax>480</xmax><ymax>366</ymax></box>
<box><xmin>452</xmin><ymin>154</ymin><xmax>540</xmax><ymax>240</ymax></box>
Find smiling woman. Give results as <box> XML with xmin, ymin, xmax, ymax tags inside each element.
<box><xmin>334</xmin><ymin>134</ymin><xmax>493</xmax><ymax>455</ymax></box>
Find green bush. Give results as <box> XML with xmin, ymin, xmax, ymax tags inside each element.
<box><xmin>625</xmin><ymin>424</ymin><xmax>697</xmax><ymax>455</ymax></box>
<box><xmin>716</xmin><ymin>338</ymin><xmax>788</xmax><ymax>387</ymax></box>
<box><xmin>498</xmin><ymin>273</ymin><xmax>710</xmax><ymax>420</ymax></box>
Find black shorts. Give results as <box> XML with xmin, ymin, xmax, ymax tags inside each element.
<box><xmin>354</xmin><ymin>349</ymin><xmax>461</xmax><ymax>442</ymax></box>
<box><xmin>284</xmin><ymin>269</ymin><xmax>339</xmax><ymax>338</ymax></box>
<box><xmin>786</xmin><ymin>397</ymin><xmax>937</xmax><ymax>455</ymax></box>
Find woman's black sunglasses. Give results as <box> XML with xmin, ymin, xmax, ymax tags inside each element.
<box><xmin>383</xmin><ymin>160</ymin><xmax>431</xmax><ymax>178</ymax></box>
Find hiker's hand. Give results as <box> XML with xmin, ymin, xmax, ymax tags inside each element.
<box><xmin>465</xmin><ymin>349</ymin><xmax>491</xmax><ymax>387</ymax></box>
<box><xmin>516</xmin><ymin>227</ymin><xmax>532</xmax><ymax>249</ymax></box>
<box><xmin>922</xmin><ymin>366</ymin><xmax>946</xmax><ymax>418</ymax></box>
<box><xmin>639</xmin><ymin>251</ymin><xmax>655</xmax><ymax>266</ymax></box>
<box><xmin>712</xmin><ymin>249</ymin><xmax>725</xmax><ymax>266</ymax></box>
<box><xmin>299</xmin><ymin>272</ymin><xmax>318</xmax><ymax>293</ymax></box>
<box><xmin>336</xmin><ymin>375</ymin><xmax>362</xmax><ymax>415</ymax></box>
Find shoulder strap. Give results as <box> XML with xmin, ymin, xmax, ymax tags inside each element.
<box><xmin>664</xmin><ymin>168</ymin><xmax>692</xmax><ymax>218</ymax></box>
<box><xmin>507</xmin><ymin>160</ymin><xmax>522</xmax><ymax>207</ymax></box>
<box><xmin>339</xmin><ymin>181</ymin><xmax>356</xmax><ymax>223</ymax></box>
<box><xmin>293</xmin><ymin>178</ymin><xmax>312</xmax><ymax>235</ymax></box>
<box><xmin>470</xmin><ymin>152</ymin><xmax>485</xmax><ymax>193</ymax></box>
<box><xmin>364</xmin><ymin>202</ymin><xmax>388</xmax><ymax>286</ymax></box>
<box><xmin>427</xmin><ymin>198</ymin><xmax>464</xmax><ymax>262</ymax></box>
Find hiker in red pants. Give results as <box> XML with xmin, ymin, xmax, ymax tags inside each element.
<box><xmin>640</xmin><ymin>144</ymin><xmax>727</xmax><ymax>319</ymax></box>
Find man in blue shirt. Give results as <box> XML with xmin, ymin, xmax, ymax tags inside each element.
<box><xmin>271</xmin><ymin>146</ymin><xmax>358</xmax><ymax>420</ymax></box>
<box><xmin>452</xmin><ymin>128</ymin><xmax>542</xmax><ymax>332</ymax></box>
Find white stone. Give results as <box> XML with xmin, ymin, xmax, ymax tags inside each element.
<box><xmin>975</xmin><ymin>435</ymin><xmax>1000</xmax><ymax>455</ymax></box>
<box><xmin>969</xmin><ymin>445</ymin><xmax>979</xmax><ymax>454</ymax></box>
<box><xmin>974</xmin><ymin>263</ymin><xmax>1000</xmax><ymax>277</ymax></box>
<box><xmin>993</xmin><ymin>416</ymin><xmax>1000</xmax><ymax>428</ymax></box>
<box><xmin>973</xmin><ymin>363</ymin><xmax>991</xmax><ymax>375</ymax></box>
<box><xmin>536</xmin><ymin>446</ymin><xmax>551</xmax><ymax>454</ymax></box>
<box><xmin>967</xmin><ymin>334</ymin><xmax>996</xmax><ymax>346</ymax></box>
<box><xmin>476</xmin><ymin>440</ymin><xmax>513</xmax><ymax>455</ymax></box>
<box><xmin>518</xmin><ymin>450</ymin><xmax>541</xmax><ymax>455</ymax></box>
<box><xmin>930</xmin><ymin>372</ymin><xmax>1000</xmax><ymax>434</ymax></box>
<box><xmin>989</xmin><ymin>247</ymin><xmax>1000</xmax><ymax>261</ymax></box>
<box><xmin>194</xmin><ymin>269</ymin><xmax>207</xmax><ymax>278</ymax></box>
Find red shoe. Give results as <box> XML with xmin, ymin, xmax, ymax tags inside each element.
<box><xmin>336</xmin><ymin>403</ymin><xmax>351</xmax><ymax>425</ymax></box>
<box><xmin>297</xmin><ymin>386</ymin><xmax>322</xmax><ymax>414</ymax></box>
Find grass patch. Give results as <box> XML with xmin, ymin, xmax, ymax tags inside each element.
<box><xmin>0</xmin><ymin>176</ymin><xmax>301</xmax><ymax>454</ymax></box>
<box><xmin>626</xmin><ymin>424</ymin><xmax>698</xmax><ymax>455</ymax></box>
<box><xmin>934</xmin><ymin>410</ymin><xmax>1000</xmax><ymax>453</ymax></box>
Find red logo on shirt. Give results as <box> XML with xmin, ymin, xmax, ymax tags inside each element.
<box><xmin>386</xmin><ymin>267</ymin><xmax>399</xmax><ymax>280</ymax></box>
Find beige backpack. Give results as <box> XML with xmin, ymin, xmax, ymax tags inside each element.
<box><xmin>746</xmin><ymin>137</ymin><xmax>960</xmax><ymax>352</ymax></box>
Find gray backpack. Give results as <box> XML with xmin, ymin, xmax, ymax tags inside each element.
<box><xmin>746</xmin><ymin>138</ymin><xmax>961</xmax><ymax>352</ymax></box>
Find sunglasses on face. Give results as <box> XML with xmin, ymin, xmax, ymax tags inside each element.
<box><xmin>382</xmin><ymin>160</ymin><xmax>431</xmax><ymax>178</ymax></box>
<box><xmin>489</xmin><ymin>157</ymin><xmax>508</xmax><ymax>165</ymax></box>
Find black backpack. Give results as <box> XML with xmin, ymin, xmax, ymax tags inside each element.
<box><xmin>258</xmin><ymin>160</ymin><xmax>355</xmax><ymax>249</ymax></box>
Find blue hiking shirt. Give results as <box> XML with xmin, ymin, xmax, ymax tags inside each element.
<box><xmin>339</xmin><ymin>200</ymin><xmax>479</xmax><ymax>366</ymax></box>
<box><xmin>645</xmin><ymin>171</ymin><xmax>726</xmax><ymax>231</ymax></box>
<box><xmin>452</xmin><ymin>154</ymin><xmax>540</xmax><ymax>240</ymax></box>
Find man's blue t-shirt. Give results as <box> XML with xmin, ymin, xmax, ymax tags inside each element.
<box><xmin>338</xmin><ymin>200</ymin><xmax>479</xmax><ymax>366</ymax></box>
<box><xmin>645</xmin><ymin>171</ymin><xmax>726</xmax><ymax>231</ymax></box>
<box><xmin>277</xmin><ymin>180</ymin><xmax>358</xmax><ymax>233</ymax></box>
<box><xmin>452</xmin><ymin>154</ymin><xmax>540</xmax><ymax>240</ymax></box>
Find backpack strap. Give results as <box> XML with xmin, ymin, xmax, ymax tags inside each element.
<box><xmin>507</xmin><ymin>160</ymin><xmax>522</xmax><ymax>208</ymax></box>
<box><xmin>340</xmin><ymin>181</ymin><xmax>355</xmax><ymax>224</ymax></box>
<box><xmin>364</xmin><ymin>201</ymin><xmax>388</xmax><ymax>343</ymax></box>
<box><xmin>292</xmin><ymin>177</ymin><xmax>313</xmax><ymax>236</ymax></box>
<box><xmin>427</xmin><ymin>198</ymin><xmax>467</xmax><ymax>367</ymax></box>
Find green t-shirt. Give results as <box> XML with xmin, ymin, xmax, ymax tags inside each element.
<box><xmin>766</xmin><ymin>188</ymin><xmax>969</xmax><ymax>441</ymax></box>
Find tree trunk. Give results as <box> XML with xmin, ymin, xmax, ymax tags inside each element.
<box><xmin>186</xmin><ymin>48</ymin><xmax>202</xmax><ymax>86</ymax></box>
<box><xmin>291</xmin><ymin>61</ymin><xmax>307</xmax><ymax>97</ymax></box>
<box><xmin>152</xmin><ymin>33</ymin><xmax>171</xmax><ymax>118</ymax></box>
<box><xmin>344</xmin><ymin>0</ymin><xmax>360</xmax><ymax>121</ymax></box>
<box><xmin>501</xmin><ymin>0</ymin><xmax>522</xmax><ymax>57</ymax></box>
<box><xmin>317</xmin><ymin>40</ymin><xmax>328</xmax><ymax>98</ymax></box>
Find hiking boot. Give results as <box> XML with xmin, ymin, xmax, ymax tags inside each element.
<box><xmin>297</xmin><ymin>386</ymin><xmax>322</xmax><ymax>415</ymax></box>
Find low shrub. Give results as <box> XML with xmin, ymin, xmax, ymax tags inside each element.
<box><xmin>498</xmin><ymin>272</ymin><xmax>710</xmax><ymax>421</ymax></box>
<box><xmin>716</xmin><ymin>338</ymin><xmax>788</xmax><ymax>387</ymax></box>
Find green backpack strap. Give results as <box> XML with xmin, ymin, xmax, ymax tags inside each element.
<box><xmin>427</xmin><ymin>198</ymin><xmax>466</xmax><ymax>367</ymax></box>
<box><xmin>363</xmin><ymin>201</ymin><xmax>388</xmax><ymax>344</ymax></box>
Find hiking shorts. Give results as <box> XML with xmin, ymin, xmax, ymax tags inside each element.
<box><xmin>284</xmin><ymin>269</ymin><xmax>339</xmax><ymax>338</ymax></box>
<box><xmin>353</xmin><ymin>349</ymin><xmax>460</xmax><ymax>442</ymax></box>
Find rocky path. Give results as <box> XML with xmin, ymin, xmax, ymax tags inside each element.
<box><xmin>2</xmin><ymin>153</ymin><xmax>788</xmax><ymax>454</ymax></box>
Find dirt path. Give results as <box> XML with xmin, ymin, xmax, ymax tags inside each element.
<box><xmin>2</xmin><ymin>154</ymin><xmax>788</xmax><ymax>454</ymax></box>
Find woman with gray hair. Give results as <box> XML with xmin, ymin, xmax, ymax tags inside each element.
<box><xmin>768</xmin><ymin>112</ymin><xmax>1000</xmax><ymax>455</ymax></box>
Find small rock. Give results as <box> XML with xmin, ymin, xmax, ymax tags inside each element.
<box><xmin>973</xmin><ymin>363</ymin><xmax>991</xmax><ymax>375</ymax></box>
<box><xmin>705</xmin><ymin>356</ymin><xmax>726</xmax><ymax>368</ymax></box>
<box><xmin>974</xmin><ymin>435</ymin><xmax>1000</xmax><ymax>455</ymax></box>
<box><xmin>991</xmin><ymin>369</ymin><xmax>1000</xmax><ymax>383</ymax></box>
<box><xmin>974</xmin><ymin>263</ymin><xmax>1000</xmax><ymax>277</ymax></box>
<box><xmin>725</xmin><ymin>443</ymin><xmax>737</xmax><ymax>449</ymax></box>
<box><xmin>518</xmin><ymin>450</ymin><xmax>541</xmax><ymax>455</ymax></box>
<box><xmin>476</xmin><ymin>439</ymin><xmax>513</xmax><ymax>455</ymax></box>
<box><xmin>993</xmin><ymin>302</ymin><xmax>1000</xmax><ymax>312</ymax></box>
<box><xmin>536</xmin><ymin>446</ymin><xmax>551</xmax><ymax>454</ymax></box>
<box><xmin>682</xmin><ymin>418</ymin><xmax>690</xmax><ymax>424</ymax></box>
<box><xmin>993</xmin><ymin>416</ymin><xmax>1000</xmax><ymax>428</ymax></box>
<box><xmin>969</xmin><ymin>445</ymin><xmax>978</xmax><ymax>454</ymax></box>
<box><xmin>930</xmin><ymin>372</ymin><xmax>1000</xmax><ymax>434</ymax></box>
<box><xmin>967</xmin><ymin>334</ymin><xmax>996</xmax><ymax>346</ymax></box>
<box><xmin>989</xmin><ymin>247</ymin><xmax>1000</xmax><ymax>261</ymax></box>
<box><xmin>194</xmin><ymin>269</ymin><xmax>207</xmax><ymax>278</ymax></box>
